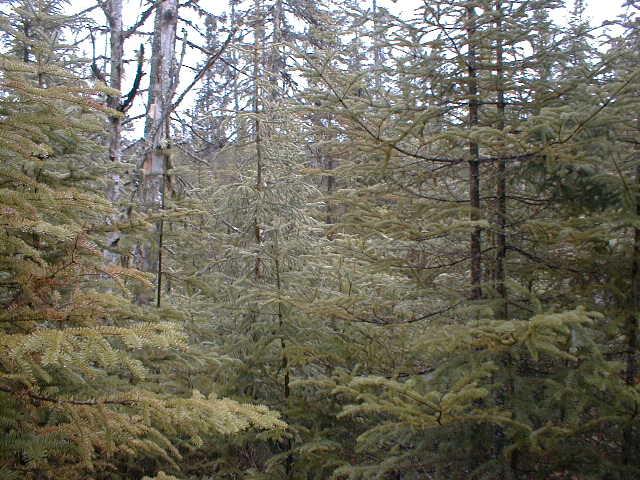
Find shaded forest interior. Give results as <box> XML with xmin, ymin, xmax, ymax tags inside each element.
<box><xmin>2</xmin><ymin>0</ymin><xmax>640</xmax><ymax>479</ymax></box>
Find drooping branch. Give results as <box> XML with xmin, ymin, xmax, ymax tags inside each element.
<box><xmin>0</xmin><ymin>386</ymin><xmax>137</xmax><ymax>406</ymax></box>
<box><xmin>88</xmin><ymin>28</ymin><xmax>107</xmax><ymax>83</ymax></box>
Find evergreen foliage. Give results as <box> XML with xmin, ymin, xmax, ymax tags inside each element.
<box><xmin>2</xmin><ymin>0</ymin><xmax>640</xmax><ymax>479</ymax></box>
<box><xmin>0</xmin><ymin>2</ymin><xmax>284</xmax><ymax>479</ymax></box>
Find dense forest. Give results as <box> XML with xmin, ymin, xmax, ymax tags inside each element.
<box><xmin>0</xmin><ymin>0</ymin><xmax>639</xmax><ymax>478</ymax></box>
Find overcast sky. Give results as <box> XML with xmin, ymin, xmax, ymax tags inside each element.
<box><xmin>106</xmin><ymin>0</ymin><xmax>627</xmax><ymax>28</ymax></box>
<box><xmin>78</xmin><ymin>0</ymin><xmax>627</xmax><ymax>140</ymax></box>
<box><xmin>571</xmin><ymin>0</ymin><xmax>626</xmax><ymax>24</ymax></box>
<box><xmin>374</xmin><ymin>0</ymin><xmax>625</xmax><ymax>24</ymax></box>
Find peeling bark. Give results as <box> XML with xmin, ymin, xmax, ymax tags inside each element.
<box><xmin>139</xmin><ymin>0</ymin><xmax>178</xmax><ymax>305</ymax></box>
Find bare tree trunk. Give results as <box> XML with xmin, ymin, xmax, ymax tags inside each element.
<box><xmin>326</xmin><ymin>156</ymin><xmax>335</xmax><ymax>225</ymax></box>
<box><xmin>100</xmin><ymin>0</ymin><xmax>125</xmax><ymax>264</ymax></box>
<box><xmin>231</xmin><ymin>1</ymin><xmax>245</xmax><ymax>142</ymax></box>
<box><xmin>253</xmin><ymin>0</ymin><xmax>264</xmax><ymax>281</ymax></box>
<box><xmin>495</xmin><ymin>0</ymin><xmax>507</xmax><ymax>318</ymax></box>
<box><xmin>466</xmin><ymin>5</ymin><xmax>482</xmax><ymax>301</ymax></box>
<box><xmin>372</xmin><ymin>0</ymin><xmax>382</xmax><ymax>91</ymax></box>
<box><xmin>254</xmin><ymin>2</ymin><xmax>292</xmax><ymax>473</ymax></box>
<box><xmin>139</xmin><ymin>0</ymin><xmax>178</xmax><ymax>305</ymax></box>
<box><xmin>270</xmin><ymin>0</ymin><xmax>283</xmax><ymax>94</ymax></box>
<box><xmin>107</xmin><ymin>0</ymin><xmax>124</xmax><ymax>164</ymax></box>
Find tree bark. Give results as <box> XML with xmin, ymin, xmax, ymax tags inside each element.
<box><xmin>253</xmin><ymin>0</ymin><xmax>264</xmax><ymax>281</ymax></box>
<box><xmin>372</xmin><ymin>0</ymin><xmax>382</xmax><ymax>91</ymax></box>
<box><xmin>623</xmin><ymin>152</ymin><xmax>640</xmax><ymax>469</ymax></box>
<box><xmin>100</xmin><ymin>0</ymin><xmax>125</xmax><ymax>265</ymax></box>
<box><xmin>107</xmin><ymin>0</ymin><xmax>124</xmax><ymax>164</ymax></box>
<box><xmin>495</xmin><ymin>0</ymin><xmax>507</xmax><ymax>318</ymax></box>
<box><xmin>140</xmin><ymin>0</ymin><xmax>178</xmax><ymax>305</ymax></box>
<box><xmin>466</xmin><ymin>5</ymin><xmax>482</xmax><ymax>300</ymax></box>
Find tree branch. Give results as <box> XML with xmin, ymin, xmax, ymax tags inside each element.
<box><xmin>0</xmin><ymin>386</ymin><xmax>137</xmax><ymax>406</ymax></box>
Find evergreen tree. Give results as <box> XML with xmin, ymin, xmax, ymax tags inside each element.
<box><xmin>0</xmin><ymin>3</ymin><xmax>285</xmax><ymax>479</ymax></box>
<box><xmin>3</xmin><ymin>0</ymin><xmax>640</xmax><ymax>478</ymax></box>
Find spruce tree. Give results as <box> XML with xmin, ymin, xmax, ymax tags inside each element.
<box><xmin>0</xmin><ymin>3</ymin><xmax>285</xmax><ymax>479</ymax></box>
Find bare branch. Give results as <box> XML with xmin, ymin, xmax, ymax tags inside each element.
<box><xmin>170</xmin><ymin>28</ymin><xmax>238</xmax><ymax>113</ymax></box>
<box><xmin>124</xmin><ymin>3</ymin><xmax>158</xmax><ymax>38</ymax></box>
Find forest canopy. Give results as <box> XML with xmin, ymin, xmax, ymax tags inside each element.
<box><xmin>0</xmin><ymin>0</ymin><xmax>639</xmax><ymax>479</ymax></box>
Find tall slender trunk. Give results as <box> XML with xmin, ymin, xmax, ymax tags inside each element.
<box><xmin>466</xmin><ymin>5</ymin><xmax>482</xmax><ymax>300</ymax></box>
<box><xmin>270</xmin><ymin>0</ymin><xmax>283</xmax><ymax>95</ymax></box>
<box><xmin>140</xmin><ymin>0</ymin><xmax>178</xmax><ymax>305</ymax></box>
<box><xmin>22</xmin><ymin>23</ymin><xmax>30</xmax><ymax>63</ymax></box>
<box><xmin>372</xmin><ymin>0</ymin><xmax>382</xmax><ymax>91</ymax></box>
<box><xmin>326</xmin><ymin>157</ymin><xmax>335</xmax><ymax>226</ymax></box>
<box><xmin>274</xmin><ymin>231</ymin><xmax>292</xmax><ymax>478</ymax></box>
<box><xmin>623</xmin><ymin>154</ymin><xmax>640</xmax><ymax>469</ymax></box>
<box><xmin>492</xmin><ymin>7</ymin><xmax>514</xmax><ymax>476</ymax></box>
<box><xmin>253</xmin><ymin>0</ymin><xmax>264</xmax><ymax>281</ymax></box>
<box><xmin>231</xmin><ymin>1</ymin><xmax>244</xmax><ymax>142</ymax></box>
<box><xmin>107</xmin><ymin>0</ymin><xmax>124</xmax><ymax>164</ymax></box>
<box><xmin>495</xmin><ymin>0</ymin><xmax>507</xmax><ymax>318</ymax></box>
<box><xmin>258</xmin><ymin>2</ymin><xmax>292</xmax><ymax>474</ymax></box>
<box><xmin>102</xmin><ymin>0</ymin><xmax>125</xmax><ymax>265</ymax></box>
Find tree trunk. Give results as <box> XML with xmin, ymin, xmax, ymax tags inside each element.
<box><xmin>270</xmin><ymin>0</ymin><xmax>283</xmax><ymax>94</ymax></box>
<box><xmin>102</xmin><ymin>0</ymin><xmax>125</xmax><ymax>264</ymax></box>
<box><xmin>231</xmin><ymin>1</ymin><xmax>245</xmax><ymax>142</ymax></box>
<box><xmin>107</xmin><ymin>0</ymin><xmax>124</xmax><ymax>164</ymax></box>
<box><xmin>140</xmin><ymin>0</ymin><xmax>178</xmax><ymax>305</ymax></box>
<box><xmin>623</xmin><ymin>158</ymin><xmax>640</xmax><ymax>469</ymax></box>
<box><xmin>253</xmin><ymin>0</ymin><xmax>264</xmax><ymax>281</ymax></box>
<box><xmin>466</xmin><ymin>5</ymin><xmax>482</xmax><ymax>300</ymax></box>
<box><xmin>372</xmin><ymin>0</ymin><xmax>382</xmax><ymax>91</ymax></box>
<box><xmin>495</xmin><ymin>0</ymin><xmax>507</xmax><ymax>318</ymax></box>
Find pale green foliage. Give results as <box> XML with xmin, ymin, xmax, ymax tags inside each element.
<box><xmin>4</xmin><ymin>0</ymin><xmax>640</xmax><ymax>479</ymax></box>
<box><xmin>0</xmin><ymin>6</ymin><xmax>286</xmax><ymax>477</ymax></box>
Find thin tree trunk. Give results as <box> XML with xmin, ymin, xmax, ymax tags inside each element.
<box><xmin>274</xmin><ymin>231</ymin><xmax>292</xmax><ymax>478</ymax></box>
<box><xmin>101</xmin><ymin>0</ymin><xmax>125</xmax><ymax>265</ymax></box>
<box><xmin>253</xmin><ymin>0</ymin><xmax>264</xmax><ymax>281</ymax></box>
<box><xmin>372</xmin><ymin>0</ymin><xmax>382</xmax><ymax>91</ymax></box>
<box><xmin>231</xmin><ymin>1</ymin><xmax>244</xmax><ymax>142</ymax></box>
<box><xmin>623</xmin><ymin>160</ymin><xmax>640</xmax><ymax>468</ymax></box>
<box><xmin>326</xmin><ymin>157</ymin><xmax>335</xmax><ymax>225</ymax></box>
<box><xmin>270</xmin><ymin>0</ymin><xmax>283</xmax><ymax>95</ymax></box>
<box><xmin>107</xmin><ymin>0</ymin><xmax>124</xmax><ymax>164</ymax></box>
<box><xmin>466</xmin><ymin>5</ymin><xmax>482</xmax><ymax>300</ymax></box>
<box><xmin>495</xmin><ymin>0</ymin><xmax>507</xmax><ymax>318</ymax></box>
<box><xmin>492</xmin><ymin>4</ymin><xmax>514</xmax><ymax>476</ymax></box>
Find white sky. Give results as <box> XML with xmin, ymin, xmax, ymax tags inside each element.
<box><xmin>74</xmin><ymin>0</ymin><xmax>627</xmax><ymax>140</ymax></box>
<box><xmin>108</xmin><ymin>0</ymin><xmax>626</xmax><ymax>23</ymax></box>
<box><xmin>562</xmin><ymin>0</ymin><xmax>626</xmax><ymax>24</ymax></box>
<box><xmin>374</xmin><ymin>0</ymin><xmax>625</xmax><ymax>24</ymax></box>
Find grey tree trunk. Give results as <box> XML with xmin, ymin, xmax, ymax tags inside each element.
<box><xmin>495</xmin><ymin>0</ymin><xmax>507</xmax><ymax>318</ymax></box>
<box><xmin>466</xmin><ymin>5</ymin><xmax>482</xmax><ymax>301</ymax></box>
<box><xmin>252</xmin><ymin>0</ymin><xmax>264</xmax><ymax>281</ymax></box>
<box><xmin>102</xmin><ymin>0</ymin><xmax>124</xmax><ymax>264</ymax></box>
<box><xmin>372</xmin><ymin>0</ymin><xmax>382</xmax><ymax>91</ymax></box>
<box><xmin>139</xmin><ymin>0</ymin><xmax>178</xmax><ymax>305</ymax></box>
<box><xmin>106</xmin><ymin>0</ymin><xmax>123</xmax><ymax>164</ymax></box>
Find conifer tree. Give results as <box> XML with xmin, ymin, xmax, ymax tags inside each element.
<box><xmin>293</xmin><ymin>1</ymin><xmax>640</xmax><ymax>478</ymax></box>
<box><xmin>0</xmin><ymin>3</ymin><xmax>285</xmax><ymax>479</ymax></box>
<box><xmin>4</xmin><ymin>1</ymin><xmax>640</xmax><ymax>478</ymax></box>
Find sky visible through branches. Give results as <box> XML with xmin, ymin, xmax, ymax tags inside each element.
<box><xmin>70</xmin><ymin>0</ymin><xmax>625</xmax><ymax>141</ymax></box>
